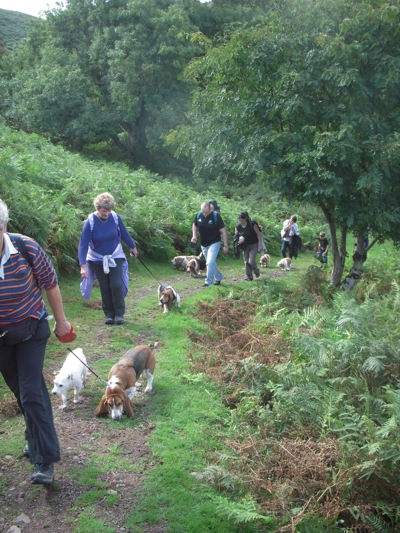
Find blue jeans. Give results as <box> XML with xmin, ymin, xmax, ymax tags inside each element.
<box><xmin>317</xmin><ymin>250</ymin><xmax>328</xmax><ymax>264</ymax></box>
<box><xmin>0</xmin><ymin>317</ymin><xmax>60</xmax><ymax>464</ymax></box>
<box><xmin>281</xmin><ymin>240</ymin><xmax>290</xmax><ymax>258</ymax></box>
<box><xmin>201</xmin><ymin>241</ymin><xmax>223</xmax><ymax>286</ymax></box>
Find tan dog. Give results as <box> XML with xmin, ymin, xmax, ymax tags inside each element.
<box><xmin>95</xmin><ymin>345</ymin><xmax>155</xmax><ymax>420</ymax></box>
<box><xmin>259</xmin><ymin>253</ymin><xmax>270</xmax><ymax>267</ymax></box>
<box><xmin>158</xmin><ymin>284</ymin><xmax>181</xmax><ymax>313</ymax></box>
<box><xmin>277</xmin><ymin>257</ymin><xmax>292</xmax><ymax>271</ymax></box>
<box><xmin>171</xmin><ymin>255</ymin><xmax>203</xmax><ymax>270</ymax></box>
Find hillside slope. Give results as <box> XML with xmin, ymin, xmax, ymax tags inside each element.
<box><xmin>0</xmin><ymin>8</ymin><xmax>36</xmax><ymax>51</ymax></box>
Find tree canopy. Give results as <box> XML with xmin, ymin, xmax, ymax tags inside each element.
<box><xmin>178</xmin><ymin>0</ymin><xmax>400</xmax><ymax>285</ymax></box>
<box><xmin>0</xmin><ymin>0</ymin><xmax>270</xmax><ymax>175</ymax></box>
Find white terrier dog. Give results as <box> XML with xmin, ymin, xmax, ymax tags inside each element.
<box><xmin>52</xmin><ymin>348</ymin><xmax>88</xmax><ymax>409</ymax></box>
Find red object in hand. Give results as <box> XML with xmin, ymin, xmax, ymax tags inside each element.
<box><xmin>56</xmin><ymin>324</ymin><xmax>77</xmax><ymax>343</ymax></box>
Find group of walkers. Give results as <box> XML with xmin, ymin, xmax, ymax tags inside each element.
<box><xmin>192</xmin><ymin>201</ymin><xmax>331</xmax><ymax>285</ymax></box>
<box><xmin>191</xmin><ymin>202</ymin><xmax>267</xmax><ymax>285</ymax></box>
<box><xmin>0</xmin><ymin>192</ymin><xmax>328</xmax><ymax>486</ymax></box>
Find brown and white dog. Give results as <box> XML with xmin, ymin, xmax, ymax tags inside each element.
<box><xmin>259</xmin><ymin>253</ymin><xmax>270</xmax><ymax>267</ymax></box>
<box><xmin>171</xmin><ymin>255</ymin><xmax>204</xmax><ymax>271</ymax></box>
<box><xmin>185</xmin><ymin>257</ymin><xmax>206</xmax><ymax>277</ymax></box>
<box><xmin>158</xmin><ymin>284</ymin><xmax>181</xmax><ymax>313</ymax></box>
<box><xmin>95</xmin><ymin>345</ymin><xmax>155</xmax><ymax>420</ymax></box>
<box><xmin>277</xmin><ymin>257</ymin><xmax>292</xmax><ymax>271</ymax></box>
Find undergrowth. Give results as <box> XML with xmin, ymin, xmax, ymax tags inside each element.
<box><xmin>190</xmin><ymin>263</ymin><xmax>400</xmax><ymax>532</ymax></box>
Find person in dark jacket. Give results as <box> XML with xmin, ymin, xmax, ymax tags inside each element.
<box><xmin>317</xmin><ymin>231</ymin><xmax>329</xmax><ymax>267</ymax></box>
<box><xmin>191</xmin><ymin>202</ymin><xmax>228</xmax><ymax>287</ymax></box>
<box><xmin>236</xmin><ymin>211</ymin><xmax>263</xmax><ymax>281</ymax></box>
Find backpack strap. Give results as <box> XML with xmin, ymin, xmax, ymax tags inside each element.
<box><xmin>197</xmin><ymin>211</ymin><xmax>218</xmax><ymax>224</ymax></box>
<box><xmin>89</xmin><ymin>212</ymin><xmax>120</xmax><ymax>237</ymax></box>
<box><xmin>8</xmin><ymin>233</ymin><xmax>33</xmax><ymax>267</ymax></box>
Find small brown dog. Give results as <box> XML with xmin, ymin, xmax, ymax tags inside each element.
<box><xmin>259</xmin><ymin>253</ymin><xmax>270</xmax><ymax>267</ymax></box>
<box><xmin>158</xmin><ymin>284</ymin><xmax>181</xmax><ymax>313</ymax></box>
<box><xmin>277</xmin><ymin>257</ymin><xmax>292</xmax><ymax>271</ymax></box>
<box><xmin>95</xmin><ymin>345</ymin><xmax>155</xmax><ymax>420</ymax></box>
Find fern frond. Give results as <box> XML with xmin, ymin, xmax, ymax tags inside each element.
<box><xmin>214</xmin><ymin>495</ymin><xmax>275</xmax><ymax>526</ymax></box>
<box><xmin>390</xmin><ymin>280</ymin><xmax>400</xmax><ymax>310</ymax></box>
<box><xmin>202</xmin><ymin>466</ymin><xmax>240</xmax><ymax>491</ymax></box>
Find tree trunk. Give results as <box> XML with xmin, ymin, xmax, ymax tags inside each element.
<box><xmin>319</xmin><ymin>201</ymin><xmax>347</xmax><ymax>287</ymax></box>
<box><xmin>329</xmin><ymin>224</ymin><xmax>347</xmax><ymax>286</ymax></box>
<box><xmin>341</xmin><ymin>230</ymin><xmax>367</xmax><ymax>290</ymax></box>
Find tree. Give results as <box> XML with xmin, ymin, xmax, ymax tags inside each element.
<box><xmin>1</xmin><ymin>0</ymin><xmax>201</xmax><ymax>174</ymax></box>
<box><xmin>178</xmin><ymin>0</ymin><xmax>400</xmax><ymax>286</ymax></box>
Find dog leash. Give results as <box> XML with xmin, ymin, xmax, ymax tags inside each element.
<box><xmin>135</xmin><ymin>256</ymin><xmax>167</xmax><ymax>290</ymax></box>
<box><xmin>67</xmin><ymin>347</ymin><xmax>108</xmax><ymax>385</ymax></box>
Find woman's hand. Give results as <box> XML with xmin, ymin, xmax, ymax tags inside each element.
<box><xmin>53</xmin><ymin>320</ymin><xmax>72</xmax><ymax>338</ymax></box>
<box><xmin>130</xmin><ymin>247</ymin><xmax>138</xmax><ymax>257</ymax></box>
<box><xmin>80</xmin><ymin>264</ymin><xmax>88</xmax><ymax>279</ymax></box>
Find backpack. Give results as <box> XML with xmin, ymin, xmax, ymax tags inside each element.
<box><xmin>233</xmin><ymin>233</ymin><xmax>243</xmax><ymax>259</ymax></box>
<box><xmin>9</xmin><ymin>233</ymin><xmax>33</xmax><ymax>267</ymax></box>
<box><xmin>250</xmin><ymin>220</ymin><xmax>268</xmax><ymax>252</ymax></box>
<box><xmin>88</xmin><ymin>211</ymin><xmax>120</xmax><ymax>238</ymax></box>
<box><xmin>197</xmin><ymin>211</ymin><xmax>218</xmax><ymax>224</ymax></box>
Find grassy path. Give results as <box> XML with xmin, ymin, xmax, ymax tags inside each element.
<box><xmin>1</xmin><ymin>254</ymin><xmax>286</xmax><ymax>533</ymax></box>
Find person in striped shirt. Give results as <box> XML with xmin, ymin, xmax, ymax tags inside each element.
<box><xmin>0</xmin><ymin>199</ymin><xmax>72</xmax><ymax>485</ymax></box>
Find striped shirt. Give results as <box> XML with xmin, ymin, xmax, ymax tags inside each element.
<box><xmin>0</xmin><ymin>234</ymin><xmax>58</xmax><ymax>326</ymax></box>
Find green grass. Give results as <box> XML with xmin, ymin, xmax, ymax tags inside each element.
<box><xmin>1</xmin><ymin>246</ymin><xmax>400</xmax><ymax>532</ymax></box>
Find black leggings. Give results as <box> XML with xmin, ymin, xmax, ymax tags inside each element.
<box><xmin>0</xmin><ymin>317</ymin><xmax>60</xmax><ymax>464</ymax></box>
<box><xmin>89</xmin><ymin>259</ymin><xmax>125</xmax><ymax>318</ymax></box>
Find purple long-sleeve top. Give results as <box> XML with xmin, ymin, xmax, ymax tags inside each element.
<box><xmin>78</xmin><ymin>212</ymin><xmax>136</xmax><ymax>266</ymax></box>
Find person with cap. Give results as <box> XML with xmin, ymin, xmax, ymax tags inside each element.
<box><xmin>0</xmin><ymin>198</ymin><xmax>74</xmax><ymax>485</ymax></box>
<box><xmin>209</xmin><ymin>199</ymin><xmax>221</xmax><ymax>214</ymax></box>
<box><xmin>191</xmin><ymin>201</ymin><xmax>228</xmax><ymax>287</ymax></box>
<box><xmin>236</xmin><ymin>211</ymin><xmax>263</xmax><ymax>281</ymax></box>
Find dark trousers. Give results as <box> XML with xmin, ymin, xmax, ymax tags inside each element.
<box><xmin>243</xmin><ymin>242</ymin><xmax>260</xmax><ymax>279</ymax></box>
<box><xmin>0</xmin><ymin>317</ymin><xmax>60</xmax><ymax>464</ymax></box>
<box><xmin>89</xmin><ymin>259</ymin><xmax>125</xmax><ymax>318</ymax></box>
<box><xmin>281</xmin><ymin>240</ymin><xmax>291</xmax><ymax>258</ymax></box>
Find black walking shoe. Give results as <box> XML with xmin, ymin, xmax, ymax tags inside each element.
<box><xmin>31</xmin><ymin>463</ymin><xmax>54</xmax><ymax>485</ymax></box>
<box><xmin>23</xmin><ymin>444</ymin><xmax>30</xmax><ymax>457</ymax></box>
<box><xmin>115</xmin><ymin>316</ymin><xmax>125</xmax><ymax>325</ymax></box>
<box><xmin>202</xmin><ymin>283</ymin><xmax>210</xmax><ymax>287</ymax></box>
<box><xmin>214</xmin><ymin>281</ymin><xmax>221</xmax><ymax>285</ymax></box>
<box><xmin>105</xmin><ymin>317</ymin><xmax>115</xmax><ymax>325</ymax></box>
<box><xmin>244</xmin><ymin>277</ymin><xmax>253</xmax><ymax>281</ymax></box>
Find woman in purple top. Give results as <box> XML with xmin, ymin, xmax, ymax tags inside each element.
<box><xmin>78</xmin><ymin>192</ymin><xmax>138</xmax><ymax>325</ymax></box>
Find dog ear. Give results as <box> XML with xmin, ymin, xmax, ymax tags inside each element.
<box><xmin>122</xmin><ymin>392</ymin><xmax>135</xmax><ymax>418</ymax></box>
<box><xmin>94</xmin><ymin>395</ymin><xmax>109</xmax><ymax>417</ymax></box>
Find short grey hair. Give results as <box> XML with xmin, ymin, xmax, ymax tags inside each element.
<box><xmin>0</xmin><ymin>199</ymin><xmax>9</xmax><ymax>230</ymax></box>
<box><xmin>93</xmin><ymin>192</ymin><xmax>115</xmax><ymax>211</ymax></box>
